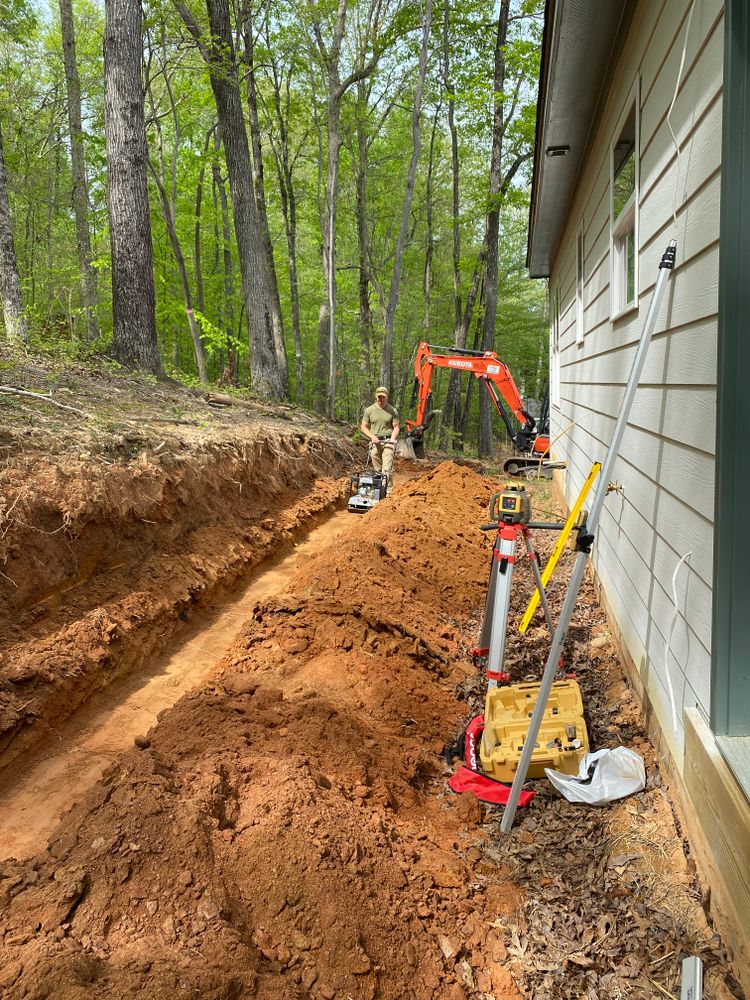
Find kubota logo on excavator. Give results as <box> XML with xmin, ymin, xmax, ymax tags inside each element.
<box><xmin>487</xmin><ymin>364</ymin><xmax>500</xmax><ymax>374</ymax></box>
<box><xmin>447</xmin><ymin>359</ymin><xmax>473</xmax><ymax>369</ymax></box>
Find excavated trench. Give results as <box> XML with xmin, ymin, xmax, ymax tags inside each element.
<box><xmin>0</xmin><ymin>449</ymin><xmax>742</xmax><ymax>1000</ymax></box>
<box><xmin>0</xmin><ymin>430</ymin><xmax>356</xmax><ymax>779</ymax></box>
<box><xmin>0</xmin><ymin>508</ymin><xmax>354</xmax><ymax>860</ymax></box>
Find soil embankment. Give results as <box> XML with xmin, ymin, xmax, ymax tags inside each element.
<box><xmin>0</xmin><ymin>428</ymin><xmax>355</xmax><ymax>776</ymax></box>
<box><xmin>0</xmin><ymin>509</ymin><xmax>355</xmax><ymax>860</ymax></box>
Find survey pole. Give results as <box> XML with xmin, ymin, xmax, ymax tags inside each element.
<box><xmin>500</xmin><ymin>240</ymin><xmax>677</xmax><ymax>833</ymax></box>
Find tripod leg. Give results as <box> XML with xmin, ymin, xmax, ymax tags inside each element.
<box><xmin>523</xmin><ymin>530</ymin><xmax>555</xmax><ymax>635</ymax></box>
<box><xmin>476</xmin><ymin>536</ymin><xmax>500</xmax><ymax>659</ymax></box>
<box><xmin>485</xmin><ymin>527</ymin><xmax>518</xmax><ymax>689</ymax></box>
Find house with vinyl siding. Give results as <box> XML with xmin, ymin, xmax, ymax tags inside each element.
<box><xmin>528</xmin><ymin>0</ymin><xmax>749</xmax><ymax>985</ymax></box>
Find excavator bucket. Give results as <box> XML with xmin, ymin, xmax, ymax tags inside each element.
<box><xmin>401</xmin><ymin>409</ymin><xmax>440</xmax><ymax>461</ymax></box>
<box><xmin>397</xmin><ymin>438</ymin><xmax>417</xmax><ymax>460</ymax></box>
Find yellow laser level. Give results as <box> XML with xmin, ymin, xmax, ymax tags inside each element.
<box><xmin>489</xmin><ymin>483</ymin><xmax>531</xmax><ymax>525</ymax></box>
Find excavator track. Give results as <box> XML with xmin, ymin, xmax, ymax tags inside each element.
<box><xmin>503</xmin><ymin>457</ymin><xmax>566</xmax><ymax>477</ymax></box>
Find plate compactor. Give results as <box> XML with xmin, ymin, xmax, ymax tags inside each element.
<box><xmin>348</xmin><ymin>440</ymin><xmax>391</xmax><ymax>513</ymax></box>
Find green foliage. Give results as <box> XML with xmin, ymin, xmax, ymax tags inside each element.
<box><xmin>0</xmin><ymin>0</ymin><xmax>548</xmax><ymax>448</ymax></box>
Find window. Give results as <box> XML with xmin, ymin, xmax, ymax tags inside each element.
<box><xmin>550</xmin><ymin>287</ymin><xmax>560</xmax><ymax>407</ymax></box>
<box><xmin>576</xmin><ymin>227</ymin><xmax>585</xmax><ymax>344</ymax></box>
<box><xmin>611</xmin><ymin>84</ymin><xmax>639</xmax><ymax>315</ymax></box>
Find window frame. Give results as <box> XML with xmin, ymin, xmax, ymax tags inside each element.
<box><xmin>576</xmin><ymin>224</ymin><xmax>585</xmax><ymax>344</ymax></box>
<box><xmin>610</xmin><ymin>79</ymin><xmax>640</xmax><ymax>319</ymax></box>
<box><xmin>550</xmin><ymin>286</ymin><xmax>561</xmax><ymax>407</ymax></box>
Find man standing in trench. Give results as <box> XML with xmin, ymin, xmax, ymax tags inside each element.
<box><xmin>361</xmin><ymin>387</ymin><xmax>399</xmax><ymax>494</ymax></box>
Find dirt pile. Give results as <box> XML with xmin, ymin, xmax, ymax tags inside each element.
<box><xmin>0</xmin><ymin>428</ymin><xmax>355</xmax><ymax>773</ymax></box>
<box><xmin>0</xmin><ymin>461</ymin><xmax>742</xmax><ymax>1000</ymax></box>
<box><xmin>0</xmin><ymin>462</ymin><xmax>525</xmax><ymax>1000</ymax></box>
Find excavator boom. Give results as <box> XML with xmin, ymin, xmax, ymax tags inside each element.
<box><xmin>406</xmin><ymin>342</ymin><xmax>550</xmax><ymax>463</ymax></box>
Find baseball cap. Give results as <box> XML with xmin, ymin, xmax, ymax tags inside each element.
<box><xmin>375</xmin><ymin>386</ymin><xmax>388</xmax><ymax>396</ymax></box>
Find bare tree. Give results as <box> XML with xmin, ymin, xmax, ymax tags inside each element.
<box><xmin>58</xmin><ymin>0</ymin><xmax>99</xmax><ymax>341</ymax></box>
<box><xmin>104</xmin><ymin>0</ymin><xmax>162</xmax><ymax>374</ymax></box>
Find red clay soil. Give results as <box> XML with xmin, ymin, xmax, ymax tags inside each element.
<box><xmin>0</xmin><ymin>429</ymin><xmax>355</xmax><ymax>776</ymax></box>
<box><xmin>0</xmin><ymin>462</ymin><xmax>523</xmax><ymax>1000</ymax></box>
<box><xmin>0</xmin><ymin>461</ymin><xmax>740</xmax><ymax>1000</ymax></box>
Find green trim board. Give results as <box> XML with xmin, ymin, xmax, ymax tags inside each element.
<box><xmin>713</xmin><ymin>0</ymin><xmax>750</xmax><ymax>737</ymax></box>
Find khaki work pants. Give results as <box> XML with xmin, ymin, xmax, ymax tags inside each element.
<box><xmin>371</xmin><ymin>440</ymin><xmax>395</xmax><ymax>484</ymax></box>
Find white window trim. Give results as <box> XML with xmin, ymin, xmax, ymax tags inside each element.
<box><xmin>610</xmin><ymin>77</ymin><xmax>640</xmax><ymax>320</ymax></box>
<box><xmin>550</xmin><ymin>286</ymin><xmax>560</xmax><ymax>408</ymax></box>
<box><xmin>576</xmin><ymin>224</ymin><xmax>585</xmax><ymax>345</ymax></box>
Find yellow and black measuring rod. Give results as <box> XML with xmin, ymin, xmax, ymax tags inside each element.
<box><xmin>518</xmin><ymin>462</ymin><xmax>602</xmax><ymax>634</ymax></box>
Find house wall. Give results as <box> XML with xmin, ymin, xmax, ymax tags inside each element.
<box><xmin>549</xmin><ymin>0</ymin><xmax>723</xmax><ymax>767</ymax></box>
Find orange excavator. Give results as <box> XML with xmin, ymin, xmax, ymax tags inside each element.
<box><xmin>404</xmin><ymin>342</ymin><xmax>557</xmax><ymax>474</ymax></box>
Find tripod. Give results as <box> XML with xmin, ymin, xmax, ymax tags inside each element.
<box><xmin>473</xmin><ymin>486</ymin><xmax>556</xmax><ymax>689</ymax></box>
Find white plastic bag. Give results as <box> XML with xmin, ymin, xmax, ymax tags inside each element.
<box><xmin>545</xmin><ymin>747</ymin><xmax>646</xmax><ymax>805</ymax></box>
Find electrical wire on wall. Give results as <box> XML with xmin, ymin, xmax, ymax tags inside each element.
<box><xmin>658</xmin><ymin>1</ymin><xmax>696</xmax><ymax>738</ymax></box>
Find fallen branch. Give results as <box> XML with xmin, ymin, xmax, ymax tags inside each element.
<box><xmin>0</xmin><ymin>385</ymin><xmax>91</xmax><ymax>418</ymax></box>
<box><xmin>204</xmin><ymin>392</ymin><xmax>261</xmax><ymax>410</ymax></box>
<box><xmin>137</xmin><ymin>417</ymin><xmax>198</xmax><ymax>426</ymax></box>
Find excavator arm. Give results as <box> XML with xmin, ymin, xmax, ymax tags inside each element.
<box><xmin>406</xmin><ymin>342</ymin><xmax>549</xmax><ymax>457</ymax></box>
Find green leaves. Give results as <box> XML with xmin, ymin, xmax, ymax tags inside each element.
<box><xmin>1</xmin><ymin>0</ymin><xmax>547</xmax><ymax>416</ymax></box>
<box><xmin>0</xmin><ymin>0</ymin><xmax>37</xmax><ymax>42</ymax></box>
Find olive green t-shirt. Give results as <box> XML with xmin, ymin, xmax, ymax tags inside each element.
<box><xmin>363</xmin><ymin>402</ymin><xmax>399</xmax><ymax>438</ymax></box>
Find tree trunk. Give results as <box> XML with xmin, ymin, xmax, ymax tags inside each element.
<box><xmin>444</xmin><ymin>0</ymin><xmax>461</xmax><ymax>335</ymax></box>
<box><xmin>440</xmin><ymin>235</ymin><xmax>488</xmax><ymax>445</ymax></box>
<box><xmin>46</xmin><ymin>127</ymin><xmax>58</xmax><ymax>313</ymax></box>
<box><xmin>456</xmin><ymin>274</ymin><xmax>486</xmax><ymax>447</ymax></box>
<box><xmin>152</xmin><ymin>167</ymin><xmax>208</xmax><ymax>382</ymax></box>
<box><xmin>267</xmin><ymin>49</ymin><xmax>304</xmax><ymax>400</ymax></box>
<box><xmin>478</xmin><ymin>0</ymin><xmax>510</xmax><ymax>458</ymax></box>
<box><xmin>354</xmin><ymin>81</ymin><xmax>373</xmax><ymax>403</ymax></box>
<box><xmin>59</xmin><ymin>0</ymin><xmax>99</xmax><ymax>341</ymax></box>
<box><xmin>309</xmin><ymin>0</ymin><xmax>381</xmax><ymax>417</ymax></box>
<box><xmin>146</xmin><ymin>64</ymin><xmax>208</xmax><ymax>383</ymax></box>
<box><xmin>241</xmin><ymin>5</ymin><xmax>289</xmax><ymax>393</ymax></box>
<box><xmin>175</xmin><ymin>0</ymin><xmax>285</xmax><ymax>400</ymax></box>
<box><xmin>212</xmin><ymin>142</ymin><xmax>236</xmax><ymax>382</ymax></box>
<box><xmin>194</xmin><ymin>125</ymin><xmax>215</xmax><ymax>315</ymax></box>
<box><xmin>314</xmin><ymin>85</ymin><xmax>343</xmax><ymax>417</ymax></box>
<box><xmin>205</xmin><ymin>0</ymin><xmax>283</xmax><ymax>399</ymax></box>
<box><xmin>423</xmin><ymin>103</ymin><xmax>440</xmax><ymax>335</ymax></box>
<box><xmin>104</xmin><ymin>0</ymin><xmax>161</xmax><ymax>374</ymax></box>
<box><xmin>380</xmin><ymin>0</ymin><xmax>433</xmax><ymax>389</ymax></box>
<box><xmin>0</xmin><ymin>123</ymin><xmax>28</xmax><ymax>343</ymax></box>
<box><xmin>438</xmin><ymin>0</ymin><xmax>464</xmax><ymax>444</ymax></box>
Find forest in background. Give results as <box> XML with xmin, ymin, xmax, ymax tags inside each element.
<box><xmin>0</xmin><ymin>0</ymin><xmax>547</xmax><ymax>454</ymax></box>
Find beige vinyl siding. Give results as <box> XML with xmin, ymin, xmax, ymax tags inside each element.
<box><xmin>548</xmin><ymin>0</ymin><xmax>721</xmax><ymax>764</ymax></box>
